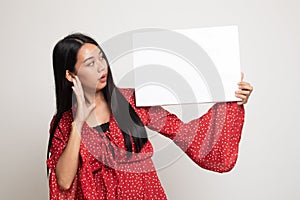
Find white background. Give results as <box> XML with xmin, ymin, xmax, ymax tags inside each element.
<box><xmin>0</xmin><ymin>0</ymin><xmax>299</xmax><ymax>199</ymax></box>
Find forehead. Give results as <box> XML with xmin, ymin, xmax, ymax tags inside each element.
<box><xmin>77</xmin><ymin>43</ymin><xmax>100</xmax><ymax>60</ymax></box>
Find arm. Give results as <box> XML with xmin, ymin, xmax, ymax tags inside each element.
<box><xmin>55</xmin><ymin>122</ymin><xmax>81</xmax><ymax>190</ymax></box>
<box><xmin>49</xmin><ymin>74</ymin><xmax>97</xmax><ymax>191</ymax></box>
<box><xmin>47</xmin><ymin>110</ymin><xmax>120</xmax><ymax>199</ymax></box>
<box><xmin>119</xmin><ymin>88</ymin><xmax>245</xmax><ymax>173</ymax></box>
<box><xmin>47</xmin><ymin>112</ymin><xmax>81</xmax><ymax>191</ymax></box>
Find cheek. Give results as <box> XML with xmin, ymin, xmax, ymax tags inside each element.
<box><xmin>104</xmin><ymin>65</ymin><xmax>109</xmax><ymax>75</ymax></box>
<box><xmin>77</xmin><ymin>70</ymin><xmax>98</xmax><ymax>87</ymax></box>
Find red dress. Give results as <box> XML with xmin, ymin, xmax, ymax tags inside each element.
<box><xmin>47</xmin><ymin>88</ymin><xmax>245</xmax><ymax>199</ymax></box>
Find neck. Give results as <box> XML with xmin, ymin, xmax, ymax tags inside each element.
<box><xmin>84</xmin><ymin>89</ymin><xmax>107</xmax><ymax>107</ymax></box>
<box><xmin>82</xmin><ymin>89</ymin><xmax>111</xmax><ymax>126</ymax></box>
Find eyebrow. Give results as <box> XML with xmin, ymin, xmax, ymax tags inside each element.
<box><xmin>83</xmin><ymin>49</ymin><xmax>102</xmax><ymax>63</ymax></box>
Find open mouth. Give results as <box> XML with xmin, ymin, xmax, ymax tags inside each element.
<box><xmin>99</xmin><ymin>74</ymin><xmax>107</xmax><ymax>82</ymax></box>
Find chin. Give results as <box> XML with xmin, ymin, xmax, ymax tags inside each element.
<box><xmin>96</xmin><ymin>82</ymin><xmax>107</xmax><ymax>91</ymax></box>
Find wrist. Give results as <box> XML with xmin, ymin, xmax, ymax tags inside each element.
<box><xmin>71</xmin><ymin>121</ymin><xmax>82</xmax><ymax>138</ymax></box>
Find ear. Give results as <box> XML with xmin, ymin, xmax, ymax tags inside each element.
<box><xmin>65</xmin><ymin>70</ymin><xmax>75</xmax><ymax>83</ymax></box>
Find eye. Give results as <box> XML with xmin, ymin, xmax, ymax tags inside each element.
<box><xmin>88</xmin><ymin>61</ymin><xmax>94</xmax><ymax>66</ymax></box>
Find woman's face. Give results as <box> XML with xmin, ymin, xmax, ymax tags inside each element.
<box><xmin>74</xmin><ymin>43</ymin><xmax>108</xmax><ymax>93</ymax></box>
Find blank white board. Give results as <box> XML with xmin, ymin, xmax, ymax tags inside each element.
<box><xmin>132</xmin><ymin>25</ymin><xmax>241</xmax><ymax>106</ymax></box>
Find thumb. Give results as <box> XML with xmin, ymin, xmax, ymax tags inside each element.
<box><xmin>241</xmin><ymin>71</ymin><xmax>244</xmax><ymax>81</ymax></box>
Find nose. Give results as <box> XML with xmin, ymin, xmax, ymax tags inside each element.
<box><xmin>98</xmin><ymin>65</ymin><xmax>105</xmax><ymax>73</ymax></box>
<box><xmin>96</xmin><ymin>60</ymin><xmax>105</xmax><ymax>73</ymax></box>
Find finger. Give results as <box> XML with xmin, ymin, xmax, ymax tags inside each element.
<box><xmin>241</xmin><ymin>99</ymin><xmax>247</xmax><ymax>104</ymax></box>
<box><xmin>71</xmin><ymin>85</ymin><xmax>78</xmax><ymax>96</ymax></box>
<box><xmin>237</xmin><ymin>82</ymin><xmax>250</xmax><ymax>89</ymax></box>
<box><xmin>235</xmin><ymin>95</ymin><xmax>248</xmax><ymax>105</ymax></box>
<box><xmin>237</xmin><ymin>98</ymin><xmax>247</xmax><ymax>105</ymax></box>
<box><xmin>75</xmin><ymin>75</ymin><xmax>84</xmax><ymax>97</ymax></box>
<box><xmin>237</xmin><ymin>99</ymin><xmax>247</xmax><ymax>105</ymax></box>
<box><xmin>241</xmin><ymin>86</ymin><xmax>253</xmax><ymax>93</ymax></box>
<box><xmin>238</xmin><ymin>85</ymin><xmax>253</xmax><ymax>92</ymax></box>
<box><xmin>72</xmin><ymin>76</ymin><xmax>78</xmax><ymax>89</ymax></box>
<box><xmin>235</xmin><ymin>90</ymin><xmax>251</xmax><ymax>96</ymax></box>
<box><xmin>72</xmin><ymin>86</ymin><xmax>81</xmax><ymax>99</ymax></box>
<box><xmin>235</xmin><ymin>93</ymin><xmax>247</xmax><ymax>101</ymax></box>
<box><xmin>238</xmin><ymin>83</ymin><xmax>253</xmax><ymax>91</ymax></box>
<box><xmin>72</xmin><ymin>86</ymin><xmax>82</xmax><ymax>104</ymax></box>
<box><xmin>72</xmin><ymin>78</ymin><xmax>82</xmax><ymax>98</ymax></box>
<box><xmin>236</xmin><ymin>97</ymin><xmax>246</xmax><ymax>105</ymax></box>
<box><xmin>237</xmin><ymin>101</ymin><xmax>243</xmax><ymax>105</ymax></box>
<box><xmin>237</xmin><ymin>81</ymin><xmax>251</xmax><ymax>86</ymax></box>
<box><xmin>235</xmin><ymin>93</ymin><xmax>247</xmax><ymax>98</ymax></box>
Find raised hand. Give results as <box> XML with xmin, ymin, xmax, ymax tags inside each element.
<box><xmin>71</xmin><ymin>75</ymin><xmax>96</xmax><ymax>134</ymax></box>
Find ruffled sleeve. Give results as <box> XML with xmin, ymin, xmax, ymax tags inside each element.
<box><xmin>46</xmin><ymin>107</ymin><xmax>155</xmax><ymax>199</ymax></box>
<box><xmin>46</xmin><ymin>111</ymin><xmax>82</xmax><ymax>199</ymax></box>
<box><xmin>47</xmin><ymin>109</ymin><xmax>123</xmax><ymax>199</ymax></box>
<box><xmin>119</xmin><ymin>88</ymin><xmax>245</xmax><ymax>173</ymax></box>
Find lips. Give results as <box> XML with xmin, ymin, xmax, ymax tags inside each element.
<box><xmin>99</xmin><ymin>74</ymin><xmax>107</xmax><ymax>82</ymax></box>
<box><xmin>100</xmin><ymin>74</ymin><xmax>107</xmax><ymax>79</ymax></box>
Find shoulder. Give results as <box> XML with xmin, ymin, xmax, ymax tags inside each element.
<box><xmin>117</xmin><ymin>87</ymin><xmax>136</xmax><ymax>105</ymax></box>
<box><xmin>118</xmin><ymin>87</ymin><xmax>135</xmax><ymax>98</ymax></box>
<box><xmin>49</xmin><ymin>109</ymin><xmax>73</xmax><ymax>140</ymax></box>
<box><xmin>50</xmin><ymin>109</ymin><xmax>73</xmax><ymax>128</ymax></box>
<box><xmin>117</xmin><ymin>87</ymin><xmax>152</xmax><ymax>125</ymax></box>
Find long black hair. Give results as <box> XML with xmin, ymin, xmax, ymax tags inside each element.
<box><xmin>47</xmin><ymin>33</ymin><xmax>149</xmax><ymax>176</ymax></box>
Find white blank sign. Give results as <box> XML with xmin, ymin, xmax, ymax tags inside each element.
<box><xmin>132</xmin><ymin>25</ymin><xmax>241</xmax><ymax>106</ymax></box>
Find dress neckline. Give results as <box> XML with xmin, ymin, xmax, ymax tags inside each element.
<box><xmin>93</xmin><ymin>121</ymin><xmax>110</xmax><ymax>132</ymax></box>
<box><xmin>91</xmin><ymin>113</ymin><xmax>113</xmax><ymax>132</ymax></box>
<box><xmin>93</xmin><ymin>121</ymin><xmax>110</xmax><ymax>128</ymax></box>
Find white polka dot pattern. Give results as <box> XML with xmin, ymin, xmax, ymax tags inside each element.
<box><xmin>46</xmin><ymin>88</ymin><xmax>245</xmax><ymax>199</ymax></box>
